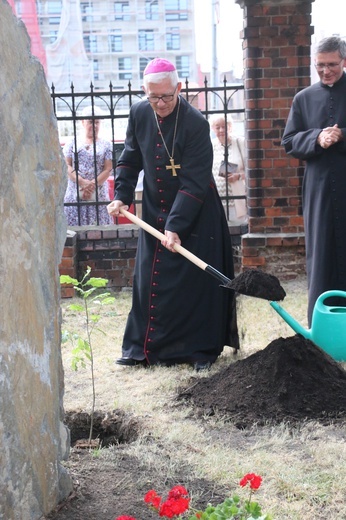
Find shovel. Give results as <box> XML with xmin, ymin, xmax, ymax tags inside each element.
<box><xmin>118</xmin><ymin>208</ymin><xmax>286</xmax><ymax>302</ymax></box>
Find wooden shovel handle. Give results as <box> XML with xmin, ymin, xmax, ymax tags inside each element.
<box><xmin>119</xmin><ymin>208</ymin><xmax>208</xmax><ymax>271</ymax></box>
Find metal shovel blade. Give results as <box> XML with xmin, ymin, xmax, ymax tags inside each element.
<box><xmin>225</xmin><ymin>269</ymin><xmax>286</xmax><ymax>301</ymax></box>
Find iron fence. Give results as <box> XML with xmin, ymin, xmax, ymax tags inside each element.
<box><xmin>51</xmin><ymin>78</ymin><xmax>246</xmax><ymax>226</ymax></box>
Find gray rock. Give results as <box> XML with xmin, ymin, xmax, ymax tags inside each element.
<box><xmin>0</xmin><ymin>2</ymin><xmax>72</xmax><ymax>518</ymax></box>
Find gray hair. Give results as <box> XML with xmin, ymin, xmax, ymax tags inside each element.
<box><xmin>81</xmin><ymin>105</ymin><xmax>104</xmax><ymax>118</ymax></box>
<box><xmin>315</xmin><ymin>36</ymin><xmax>346</xmax><ymax>59</ymax></box>
<box><xmin>209</xmin><ymin>114</ymin><xmax>234</xmax><ymax>129</ymax></box>
<box><xmin>143</xmin><ymin>69</ymin><xmax>179</xmax><ymax>88</ymax></box>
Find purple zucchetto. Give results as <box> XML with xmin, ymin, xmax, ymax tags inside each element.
<box><xmin>143</xmin><ymin>58</ymin><xmax>176</xmax><ymax>76</ymax></box>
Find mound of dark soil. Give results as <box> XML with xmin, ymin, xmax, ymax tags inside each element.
<box><xmin>226</xmin><ymin>269</ymin><xmax>286</xmax><ymax>301</ymax></box>
<box><xmin>179</xmin><ymin>335</ymin><xmax>346</xmax><ymax>427</ymax></box>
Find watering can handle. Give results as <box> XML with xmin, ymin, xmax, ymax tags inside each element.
<box><xmin>317</xmin><ymin>290</ymin><xmax>346</xmax><ymax>305</ymax></box>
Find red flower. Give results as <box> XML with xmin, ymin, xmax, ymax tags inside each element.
<box><xmin>115</xmin><ymin>517</ymin><xmax>137</xmax><ymax>520</ymax></box>
<box><xmin>239</xmin><ymin>473</ymin><xmax>262</xmax><ymax>490</ymax></box>
<box><xmin>167</xmin><ymin>485</ymin><xmax>189</xmax><ymax>499</ymax></box>
<box><xmin>159</xmin><ymin>496</ymin><xmax>190</xmax><ymax>518</ymax></box>
<box><xmin>144</xmin><ymin>489</ymin><xmax>161</xmax><ymax>509</ymax></box>
<box><xmin>144</xmin><ymin>485</ymin><xmax>190</xmax><ymax>518</ymax></box>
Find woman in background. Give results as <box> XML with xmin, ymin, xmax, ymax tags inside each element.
<box><xmin>63</xmin><ymin>106</ymin><xmax>113</xmax><ymax>226</ymax></box>
<box><xmin>210</xmin><ymin>115</ymin><xmax>247</xmax><ymax>223</ymax></box>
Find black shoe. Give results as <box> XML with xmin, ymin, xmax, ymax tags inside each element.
<box><xmin>116</xmin><ymin>357</ymin><xmax>147</xmax><ymax>367</ymax></box>
<box><xmin>194</xmin><ymin>361</ymin><xmax>211</xmax><ymax>372</ymax></box>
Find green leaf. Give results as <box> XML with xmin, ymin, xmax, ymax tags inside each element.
<box><xmin>81</xmin><ymin>287</ymin><xmax>97</xmax><ymax>299</ymax></box>
<box><xmin>86</xmin><ymin>277</ymin><xmax>108</xmax><ymax>288</ymax></box>
<box><xmin>100</xmin><ymin>296</ymin><xmax>116</xmax><ymax>305</ymax></box>
<box><xmin>71</xmin><ymin>355</ymin><xmax>86</xmax><ymax>371</ymax></box>
<box><xmin>84</xmin><ymin>351</ymin><xmax>92</xmax><ymax>362</ymax></box>
<box><xmin>95</xmin><ymin>327</ymin><xmax>107</xmax><ymax>336</ymax></box>
<box><xmin>90</xmin><ymin>292</ymin><xmax>115</xmax><ymax>304</ymax></box>
<box><xmin>60</xmin><ymin>274</ymin><xmax>79</xmax><ymax>286</ymax></box>
<box><xmin>61</xmin><ymin>330</ymin><xmax>70</xmax><ymax>343</ymax></box>
<box><xmin>247</xmin><ymin>500</ymin><xmax>263</xmax><ymax>517</ymax></box>
<box><xmin>77</xmin><ymin>337</ymin><xmax>90</xmax><ymax>350</ymax></box>
<box><xmin>68</xmin><ymin>303</ymin><xmax>85</xmax><ymax>312</ymax></box>
<box><xmin>71</xmin><ymin>358</ymin><xmax>78</xmax><ymax>371</ymax></box>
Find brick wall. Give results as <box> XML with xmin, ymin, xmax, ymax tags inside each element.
<box><xmin>58</xmin><ymin>225</ymin><xmax>246</xmax><ymax>298</ymax></box>
<box><xmin>242</xmin><ymin>233</ymin><xmax>306</xmax><ymax>278</ymax></box>
<box><xmin>58</xmin><ymin>226</ymin><xmax>138</xmax><ymax>296</ymax></box>
<box><xmin>237</xmin><ymin>0</ymin><xmax>313</xmax><ymax>275</ymax></box>
<box><xmin>76</xmin><ymin>227</ymin><xmax>137</xmax><ymax>289</ymax></box>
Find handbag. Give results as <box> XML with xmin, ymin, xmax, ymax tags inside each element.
<box><xmin>219</xmin><ymin>160</ymin><xmax>238</xmax><ymax>177</ymax></box>
<box><xmin>232</xmin><ymin>138</ymin><xmax>247</xmax><ymax>219</ymax></box>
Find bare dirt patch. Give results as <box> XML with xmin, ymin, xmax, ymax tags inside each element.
<box><xmin>65</xmin><ymin>410</ymin><xmax>141</xmax><ymax>447</ymax></box>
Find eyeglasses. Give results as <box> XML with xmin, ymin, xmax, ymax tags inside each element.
<box><xmin>314</xmin><ymin>60</ymin><xmax>344</xmax><ymax>72</ymax></box>
<box><xmin>147</xmin><ymin>86</ymin><xmax>178</xmax><ymax>104</ymax></box>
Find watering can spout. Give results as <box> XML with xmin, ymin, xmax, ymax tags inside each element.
<box><xmin>270</xmin><ymin>291</ymin><xmax>346</xmax><ymax>361</ymax></box>
<box><xmin>270</xmin><ymin>301</ymin><xmax>312</xmax><ymax>340</ymax></box>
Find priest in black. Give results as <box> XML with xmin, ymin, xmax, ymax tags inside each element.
<box><xmin>282</xmin><ymin>36</ymin><xmax>346</xmax><ymax>325</ymax></box>
<box><xmin>108</xmin><ymin>58</ymin><xmax>239</xmax><ymax>370</ymax></box>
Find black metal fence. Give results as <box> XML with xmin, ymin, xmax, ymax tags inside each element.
<box><xmin>51</xmin><ymin>78</ymin><xmax>246</xmax><ymax>226</ymax></box>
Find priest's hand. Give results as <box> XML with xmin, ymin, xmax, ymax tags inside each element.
<box><xmin>162</xmin><ymin>230</ymin><xmax>181</xmax><ymax>253</ymax></box>
<box><xmin>318</xmin><ymin>124</ymin><xmax>342</xmax><ymax>148</ymax></box>
<box><xmin>107</xmin><ymin>200</ymin><xmax>128</xmax><ymax>216</ymax></box>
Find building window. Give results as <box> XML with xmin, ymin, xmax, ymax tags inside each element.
<box><xmin>14</xmin><ymin>0</ymin><xmax>21</xmax><ymax>14</ymax></box>
<box><xmin>109</xmin><ymin>31</ymin><xmax>122</xmax><ymax>52</ymax></box>
<box><xmin>49</xmin><ymin>30</ymin><xmax>58</xmax><ymax>44</ymax></box>
<box><xmin>48</xmin><ymin>16</ymin><xmax>61</xmax><ymax>24</ymax></box>
<box><xmin>166</xmin><ymin>27</ymin><xmax>180</xmax><ymax>50</ymax></box>
<box><xmin>93</xmin><ymin>59</ymin><xmax>99</xmax><ymax>81</ymax></box>
<box><xmin>176</xmin><ymin>55</ymin><xmax>189</xmax><ymax>78</ymax></box>
<box><xmin>139</xmin><ymin>56</ymin><xmax>155</xmax><ymax>76</ymax></box>
<box><xmin>139</xmin><ymin>30</ymin><xmax>155</xmax><ymax>52</ymax></box>
<box><xmin>48</xmin><ymin>1</ymin><xmax>62</xmax><ymax>14</ymax></box>
<box><xmin>119</xmin><ymin>57</ymin><xmax>132</xmax><ymax>80</ymax></box>
<box><xmin>46</xmin><ymin>0</ymin><xmax>62</xmax><ymax>23</ymax></box>
<box><xmin>165</xmin><ymin>0</ymin><xmax>188</xmax><ymax>21</ymax></box>
<box><xmin>84</xmin><ymin>34</ymin><xmax>98</xmax><ymax>53</ymax></box>
<box><xmin>114</xmin><ymin>1</ymin><xmax>130</xmax><ymax>21</ymax></box>
<box><xmin>81</xmin><ymin>2</ymin><xmax>93</xmax><ymax>22</ymax></box>
<box><xmin>145</xmin><ymin>0</ymin><xmax>159</xmax><ymax>20</ymax></box>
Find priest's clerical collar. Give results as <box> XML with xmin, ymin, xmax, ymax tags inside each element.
<box><xmin>322</xmin><ymin>71</ymin><xmax>346</xmax><ymax>88</ymax></box>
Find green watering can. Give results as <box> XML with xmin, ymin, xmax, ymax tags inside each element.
<box><xmin>270</xmin><ymin>290</ymin><xmax>346</xmax><ymax>362</ymax></box>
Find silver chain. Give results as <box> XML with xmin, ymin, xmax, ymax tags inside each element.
<box><xmin>153</xmin><ymin>97</ymin><xmax>181</xmax><ymax>162</ymax></box>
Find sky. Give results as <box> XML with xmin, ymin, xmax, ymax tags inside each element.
<box><xmin>194</xmin><ymin>0</ymin><xmax>346</xmax><ymax>79</ymax></box>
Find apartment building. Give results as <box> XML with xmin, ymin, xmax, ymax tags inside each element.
<box><xmin>12</xmin><ymin>0</ymin><xmax>197</xmax><ymax>91</ymax></box>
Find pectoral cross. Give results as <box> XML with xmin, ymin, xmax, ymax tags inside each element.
<box><xmin>166</xmin><ymin>158</ymin><xmax>181</xmax><ymax>176</ymax></box>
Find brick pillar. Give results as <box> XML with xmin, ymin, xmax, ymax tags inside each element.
<box><xmin>59</xmin><ymin>230</ymin><xmax>77</xmax><ymax>298</ymax></box>
<box><xmin>236</xmin><ymin>0</ymin><xmax>314</xmax><ymax>278</ymax></box>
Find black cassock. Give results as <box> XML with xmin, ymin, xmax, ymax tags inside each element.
<box><xmin>282</xmin><ymin>73</ymin><xmax>346</xmax><ymax>325</ymax></box>
<box><xmin>114</xmin><ymin>96</ymin><xmax>239</xmax><ymax>365</ymax></box>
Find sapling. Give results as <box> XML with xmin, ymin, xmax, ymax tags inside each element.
<box><xmin>60</xmin><ymin>266</ymin><xmax>115</xmax><ymax>445</ymax></box>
